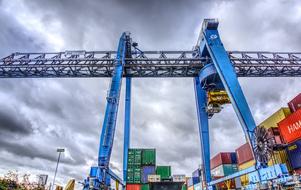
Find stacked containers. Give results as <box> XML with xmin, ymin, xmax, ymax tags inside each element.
<box><xmin>258</xmin><ymin>108</ymin><xmax>291</xmax><ymax>168</ymax></box>
<box><xmin>236</xmin><ymin>143</ymin><xmax>254</xmax><ymax>186</ymax></box>
<box><xmin>210</xmin><ymin>152</ymin><xmax>238</xmax><ymax>178</ymax></box>
<box><xmin>286</xmin><ymin>139</ymin><xmax>301</xmax><ymax>173</ymax></box>
<box><xmin>127</xmin><ymin>149</ymin><xmax>142</xmax><ymax>184</ymax></box>
<box><xmin>127</xmin><ymin>148</ymin><xmax>156</xmax><ymax>190</ymax></box>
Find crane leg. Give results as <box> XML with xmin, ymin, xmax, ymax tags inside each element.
<box><xmin>194</xmin><ymin>77</ymin><xmax>212</xmax><ymax>187</ymax></box>
<box><xmin>123</xmin><ymin>77</ymin><xmax>131</xmax><ymax>187</ymax></box>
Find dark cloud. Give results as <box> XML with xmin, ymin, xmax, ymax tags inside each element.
<box><xmin>1</xmin><ymin>0</ymin><xmax>301</xmax><ymax>189</ymax></box>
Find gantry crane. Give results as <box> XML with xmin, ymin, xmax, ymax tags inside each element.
<box><xmin>1</xmin><ymin>19</ymin><xmax>301</xmax><ymax>190</ymax></box>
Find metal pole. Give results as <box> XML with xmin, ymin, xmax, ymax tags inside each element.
<box><xmin>52</xmin><ymin>151</ymin><xmax>62</xmax><ymax>190</ymax></box>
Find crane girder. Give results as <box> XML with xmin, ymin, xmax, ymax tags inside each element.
<box><xmin>1</xmin><ymin>51</ymin><xmax>301</xmax><ymax>78</ymax></box>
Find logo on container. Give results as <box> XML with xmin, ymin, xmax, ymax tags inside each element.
<box><xmin>287</xmin><ymin>120</ymin><xmax>301</xmax><ymax>134</ymax></box>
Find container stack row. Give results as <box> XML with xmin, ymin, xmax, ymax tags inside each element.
<box><xmin>126</xmin><ymin>148</ymin><xmax>186</xmax><ymax>190</ymax></box>
<box><xmin>190</xmin><ymin>93</ymin><xmax>301</xmax><ymax>189</ymax></box>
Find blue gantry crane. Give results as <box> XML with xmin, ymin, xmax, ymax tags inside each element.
<box><xmin>1</xmin><ymin>19</ymin><xmax>301</xmax><ymax>189</ymax></box>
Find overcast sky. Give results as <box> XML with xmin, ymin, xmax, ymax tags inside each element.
<box><xmin>1</xmin><ymin>0</ymin><xmax>301</xmax><ymax>189</ymax></box>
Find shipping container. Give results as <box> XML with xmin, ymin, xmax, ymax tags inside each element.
<box><xmin>141</xmin><ymin>184</ymin><xmax>149</xmax><ymax>190</ymax></box>
<box><xmin>211</xmin><ymin>164</ymin><xmax>238</xmax><ymax>177</ymax></box>
<box><xmin>187</xmin><ymin>177</ymin><xmax>200</xmax><ymax>187</ymax></box>
<box><xmin>148</xmin><ymin>175</ymin><xmax>161</xmax><ymax>183</ymax></box>
<box><xmin>126</xmin><ymin>184</ymin><xmax>141</xmax><ymax>190</ymax></box>
<box><xmin>287</xmin><ymin>139</ymin><xmax>301</xmax><ymax>169</ymax></box>
<box><xmin>267</xmin><ymin>150</ymin><xmax>291</xmax><ymax>172</ymax></box>
<box><xmin>181</xmin><ymin>184</ymin><xmax>187</xmax><ymax>190</ymax></box>
<box><xmin>278</xmin><ymin>108</ymin><xmax>301</xmax><ymax>143</ymax></box>
<box><xmin>156</xmin><ymin>166</ymin><xmax>171</xmax><ymax>180</ymax></box>
<box><xmin>173</xmin><ymin>175</ymin><xmax>186</xmax><ymax>182</ymax></box>
<box><xmin>238</xmin><ymin>160</ymin><xmax>255</xmax><ymax>170</ymax></box>
<box><xmin>192</xmin><ymin>169</ymin><xmax>200</xmax><ymax>177</ymax></box>
<box><xmin>236</xmin><ymin>143</ymin><xmax>254</xmax><ymax>165</ymax></box>
<box><xmin>259</xmin><ymin>107</ymin><xmax>291</xmax><ymax>129</ymax></box>
<box><xmin>128</xmin><ymin>149</ymin><xmax>142</xmax><ymax>166</ymax></box>
<box><xmin>142</xmin><ymin>149</ymin><xmax>156</xmax><ymax>165</ymax></box>
<box><xmin>149</xmin><ymin>182</ymin><xmax>184</xmax><ymax>190</ymax></box>
<box><xmin>141</xmin><ymin>166</ymin><xmax>156</xmax><ymax>183</ymax></box>
<box><xmin>288</xmin><ymin>93</ymin><xmax>301</xmax><ymax>113</ymax></box>
<box><xmin>193</xmin><ymin>183</ymin><xmax>202</xmax><ymax>190</ymax></box>
<box><xmin>127</xmin><ymin>165</ymin><xmax>141</xmax><ymax>183</ymax></box>
<box><xmin>210</xmin><ymin>152</ymin><xmax>237</xmax><ymax>169</ymax></box>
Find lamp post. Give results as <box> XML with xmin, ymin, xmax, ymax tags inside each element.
<box><xmin>52</xmin><ymin>148</ymin><xmax>65</xmax><ymax>190</ymax></box>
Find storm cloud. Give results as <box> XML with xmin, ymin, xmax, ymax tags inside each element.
<box><xmin>1</xmin><ymin>0</ymin><xmax>301</xmax><ymax>189</ymax></box>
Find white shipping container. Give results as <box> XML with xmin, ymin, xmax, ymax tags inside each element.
<box><xmin>148</xmin><ymin>175</ymin><xmax>161</xmax><ymax>182</ymax></box>
<box><xmin>172</xmin><ymin>175</ymin><xmax>186</xmax><ymax>182</ymax></box>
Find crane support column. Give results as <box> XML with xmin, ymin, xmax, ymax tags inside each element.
<box><xmin>123</xmin><ymin>77</ymin><xmax>131</xmax><ymax>183</ymax></box>
<box><xmin>201</xmin><ymin>20</ymin><xmax>256</xmax><ymax>146</ymax></box>
<box><xmin>96</xmin><ymin>32</ymin><xmax>130</xmax><ymax>188</ymax></box>
<box><xmin>194</xmin><ymin>77</ymin><xmax>212</xmax><ymax>186</ymax></box>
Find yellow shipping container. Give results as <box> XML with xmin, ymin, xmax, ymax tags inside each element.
<box><xmin>238</xmin><ymin>160</ymin><xmax>255</xmax><ymax>186</ymax></box>
<box><xmin>268</xmin><ymin>150</ymin><xmax>292</xmax><ymax>172</ymax></box>
<box><xmin>259</xmin><ymin>107</ymin><xmax>291</xmax><ymax>129</ymax></box>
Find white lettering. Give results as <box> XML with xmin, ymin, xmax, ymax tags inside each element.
<box><xmin>287</xmin><ymin>120</ymin><xmax>301</xmax><ymax>134</ymax></box>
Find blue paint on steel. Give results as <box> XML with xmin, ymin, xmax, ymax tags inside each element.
<box><xmin>92</xmin><ymin>32</ymin><xmax>128</xmax><ymax>188</ymax></box>
<box><xmin>123</xmin><ymin>77</ymin><xmax>131</xmax><ymax>182</ymax></box>
<box><xmin>194</xmin><ymin>76</ymin><xmax>212</xmax><ymax>185</ymax></box>
<box><xmin>90</xmin><ymin>167</ymin><xmax>98</xmax><ymax>177</ymax></box>
<box><xmin>198</xmin><ymin>63</ymin><xmax>217</xmax><ymax>83</ymax></box>
<box><xmin>202</xmin><ymin>22</ymin><xmax>257</xmax><ymax>152</ymax></box>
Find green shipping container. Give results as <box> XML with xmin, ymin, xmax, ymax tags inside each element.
<box><xmin>141</xmin><ymin>184</ymin><xmax>150</xmax><ymax>190</ymax></box>
<box><xmin>128</xmin><ymin>149</ymin><xmax>142</xmax><ymax>166</ymax></box>
<box><xmin>182</xmin><ymin>184</ymin><xmax>187</xmax><ymax>190</ymax></box>
<box><xmin>156</xmin><ymin>166</ymin><xmax>172</xmax><ymax>179</ymax></box>
<box><xmin>127</xmin><ymin>165</ymin><xmax>141</xmax><ymax>183</ymax></box>
<box><xmin>142</xmin><ymin>149</ymin><xmax>156</xmax><ymax>165</ymax></box>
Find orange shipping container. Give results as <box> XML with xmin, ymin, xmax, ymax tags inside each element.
<box><xmin>188</xmin><ymin>185</ymin><xmax>194</xmax><ymax>190</ymax></box>
<box><xmin>236</xmin><ymin>143</ymin><xmax>254</xmax><ymax>165</ymax></box>
<box><xmin>126</xmin><ymin>184</ymin><xmax>141</xmax><ymax>190</ymax></box>
<box><xmin>278</xmin><ymin>109</ymin><xmax>301</xmax><ymax>143</ymax></box>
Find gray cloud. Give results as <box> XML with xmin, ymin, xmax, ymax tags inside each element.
<box><xmin>1</xmin><ymin>0</ymin><xmax>301</xmax><ymax>189</ymax></box>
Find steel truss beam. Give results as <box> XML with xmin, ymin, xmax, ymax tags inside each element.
<box><xmin>1</xmin><ymin>51</ymin><xmax>301</xmax><ymax>78</ymax></box>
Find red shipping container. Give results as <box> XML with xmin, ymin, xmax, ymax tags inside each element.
<box><xmin>126</xmin><ymin>184</ymin><xmax>141</xmax><ymax>190</ymax></box>
<box><xmin>235</xmin><ymin>143</ymin><xmax>254</xmax><ymax>165</ymax></box>
<box><xmin>210</xmin><ymin>152</ymin><xmax>232</xmax><ymax>169</ymax></box>
<box><xmin>288</xmin><ymin>93</ymin><xmax>301</xmax><ymax>113</ymax></box>
<box><xmin>278</xmin><ymin>109</ymin><xmax>301</xmax><ymax>143</ymax></box>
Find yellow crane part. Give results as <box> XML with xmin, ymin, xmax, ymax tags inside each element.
<box><xmin>64</xmin><ymin>179</ymin><xmax>75</xmax><ymax>190</ymax></box>
<box><xmin>207</xmin><ymin>90</ymin><xmax>231</xmax><ymax>105</ymax></box>
<box><xmin>115</xmin><ymin>181</ymin><xmax>119</xmax><ymax>190</ymax></box>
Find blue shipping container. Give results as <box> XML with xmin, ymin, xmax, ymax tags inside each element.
<box><xmin>90</xmin><ymin>167</ymin><xmax>98</xmax><ymax>177</ymax></box>
<box><xmin>187</xmin><ymin>177</ymin><xmax>200</xmax><ymax>187</ymax></box>
<box><xmin>141</xmin><ymin>166</ymin><xmax>156</xmax><ymax>183</ymax></box>
<box><xmin>287</xmin><ymin>139</ymin><xmax>301</xmax><ymax>169</ymax></box>
<box><xmin>192</xmin><ymin>169</ymin><xmax>200</xmax><ymax>177</ymax></box>
<box><xmin>230</xmin><ymin>152</ymin><xmax>237</xmax><ymax>164</ymax></box>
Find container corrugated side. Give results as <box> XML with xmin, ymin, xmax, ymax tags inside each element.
<box><xmin>142</xmin><ymin>149</ymin><xmax>156</xmax><ymax>165</ymax></box>
<box><xmin>259</xmin><ymin>107</ymin><xmax>291</xmax><ymax>129</ymax></box>
<box><xmin>268</xmin><ymin>150</ymin><xmax>292</xmax><ymax>172</ymax></box>
<box><xmin>286</xmin><ymin>139</ymin><xmax>301</xmax><ymax>169</ymax></box>
<box><xmin>288</xmin><ymin>93</ymin><xmax>301</xmax><ymax>113</ymax></box>
<box><xmin>236</xmin><ymin>143</ymin><xmax>254</xmax><ymax>165</ymax></box>
<box><xmin>156</xmin><ymin>166</ymin><xmax>171</xmax><ymax>180</ymax></box>
<box><xmin>238</xmin><ymin>160</ymin><xmax>255</xmax><ymax>170</ymax></box>
<box><xmin>141</xmin><ymin>184</ymin><xmax>149</xmax><ymax>190</ymax></box>
<box><xmin>141</xmin><ymin>166</ymin><xmax>155</xmax><ymax>184</ymax></box>
<box><xmin>126</xmin><ymin>184</ymin><xmax>141</xmax><ymax>190</ymax></box>
<box><xmin>210</xmin><ymin>152</ymin><xmax>235</xmax><ymax>169</ymax></box>
<box><xmin>278</xmin><ymin>108</ymin><xmax>301</xmax><ymax>143</ymax></box>
<box><xmin>211</xmin><ymin>164</ymin><xmax>238</xmax><ymax>177</ymax></box>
